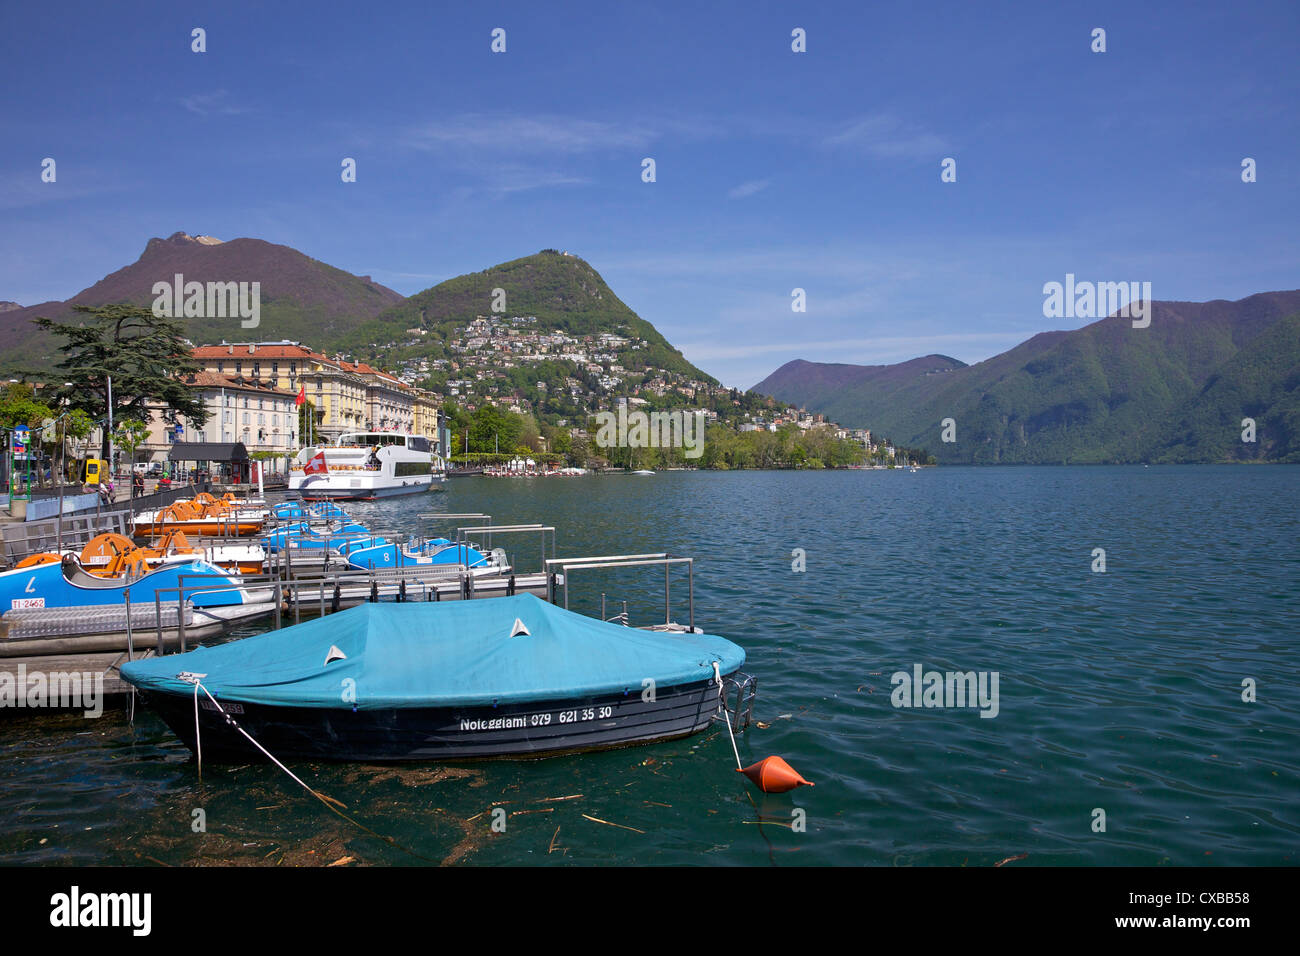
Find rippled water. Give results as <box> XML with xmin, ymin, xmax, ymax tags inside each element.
<box><xmin>2</xmin><ymin>466</ymin><xmax>1297</xmax><ymax>866</ymax></box>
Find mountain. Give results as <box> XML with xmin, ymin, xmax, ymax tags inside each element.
<box><xmin>337</xmin><ymin>249</ymin><xmax>715</xmax><ymax>384</ymax></box>
<box><xmin>754</xmin><ymin>291</ymin><xmax>1300</xmax><ymax>463</ymax></box>
<box><xmin>0</xmin><ymin>232</ymin><xmax>403</xmax><ymax>374</ymax></box>
<box><xmin>754</xmin><ymin>354</ymin><xmax>968</xmax><ymax>428</ymax></box>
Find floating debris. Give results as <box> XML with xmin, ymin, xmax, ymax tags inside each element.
<box><xmin>581</xmin><ymin>813</ymin><xmax>645</xmax><ymax>834</ymax></box>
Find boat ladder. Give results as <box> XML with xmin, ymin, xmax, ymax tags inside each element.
<box><xmin>716</xmin><ymin>671</ymin><xmax>757</xmax><ymax>732</ymax></box>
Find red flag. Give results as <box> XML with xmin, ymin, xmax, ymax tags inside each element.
<box><xmin>303</xmin><ymin>450</ymin><xmax>328</xmax><ymax>476</ymax></box>
<box><xmin>295</xmin><ymin>385</ymin><xmax>306</xmax><ymax>407</ymax></box>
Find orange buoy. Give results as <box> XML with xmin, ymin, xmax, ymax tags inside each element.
<box><xmin>737</xmin><ymin>755</ymin><xmax>814</xmax><ymax>793</ymax></box>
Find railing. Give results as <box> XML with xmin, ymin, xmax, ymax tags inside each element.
<box><xmin>543</xmin><ymin>553</ymin><xmax>694</xmax><ymax>630</ymax></box>
<box><xmin>457</xmin><ymin>524</ymin><xmax>555</xmax><ymax>573</ymax></box>
<box><xmin>1</xmin><ymin>509</ymin><xmax>133</xmax><ymax>567</ymax></box>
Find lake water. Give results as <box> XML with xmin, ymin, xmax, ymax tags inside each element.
<box><xmin>2</xmin><ymin>466</ymin><xmax>1297</xmax><ymax>866</ymax></box>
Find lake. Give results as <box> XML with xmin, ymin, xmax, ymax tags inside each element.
<box><xmin>2</xmin><ymin>466</ymin><xmax>1297</xmax><ymax>866</ymax></box>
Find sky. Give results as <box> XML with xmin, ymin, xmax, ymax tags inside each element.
<box><xmin>1</xmin><ymin>0</ymin><xmax>1297</xmax><ymax>388</ymax></box>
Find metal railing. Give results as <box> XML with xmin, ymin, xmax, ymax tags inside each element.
<box><xmin>543</xmin><ymin>553</ymin><xmax>694</xmax><ymax>630</ymax></box>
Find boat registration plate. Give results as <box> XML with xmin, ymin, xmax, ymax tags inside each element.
<box><xmin>200</xmin><ymin>700</ymin><xmax>244</xmax><ymax>714</ymax></box>
<box><xmin>10</xmin><ymin>598</ymin><xmax>45</xmax><ymax>609</ymax></box>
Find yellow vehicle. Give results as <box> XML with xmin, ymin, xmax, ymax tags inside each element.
<box><xmin>78</xmin><ymin>458</ymin><xmax>106</xmax><ymax>485</ymax></box>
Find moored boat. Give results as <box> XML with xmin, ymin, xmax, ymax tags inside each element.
<box><xmin>121</xmin><ymin>594</ymin><xmax>748</xmax><ymax>761</ymax></box>
<box><xmin>289</xmin><ymin>432</ymin><xmax>441</xmax><ymax>500</ymax></box>
<box><xmin>343</xmin><ymin>538</ymin><xmax>502</xmax><ymax>572</ymax></box>
<box><xmin>0</xmin><ymin>553</ymin><xmax>254</xmax><ymax>613</ymax></box>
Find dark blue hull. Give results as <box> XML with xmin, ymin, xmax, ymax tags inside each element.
<box><xmin>140</xmin><ymin>674</ymin><xmax>732</xmax><ymax>762</ymax></box>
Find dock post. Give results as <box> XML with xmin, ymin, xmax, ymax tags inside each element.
<box><xmin>507</xmin><ymin>574</ymin><xmax>515</xmax><ymax>596</ymax></box>
<box><xmin>665</xmin><ymin>562</ymin><xmax>670</xmax><ymax>625</ymax></box>
<box><xmin>155</xmin><ymin>593</ymin><xmax>164</xmax><ymax>656</ymax></box>
<box><xmin>294</xmin><ymin>583</ymin><xmax>301</xmax><ymax>625</ymax></box>
<box><xmin>124</xmin><ymin>588</ymin><xmax>133</xmax><ymax>663</ymax></box>
<box><xmin>689</xmin><ymin>561</ymin><xmax>694</xmax><ymax>631</ymax></box>
<box><xmin>331</xmin><ymin>581</ymin><xmax>340</xmax><ymax>613</ymax></box>
<box><xmin>178</xmin><ymin>583</ymin><xmax>187</xmax><ymax>654</ymax></box>
<box><xmin>274</xmin><ymin>578</ymin><xmax>282</xmax><ymax>630</ymax></box>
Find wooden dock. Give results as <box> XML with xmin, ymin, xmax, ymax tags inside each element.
<box><xmin>0</xmin><ymin>648</ymin><xmax>154</xmax><ymax>705</ymax></box>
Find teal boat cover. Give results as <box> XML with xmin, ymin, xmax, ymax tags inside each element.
<box><xmin>120</xmin><ymin>594</ymin><xmax>745</xmax><ymax>709</ymax></box>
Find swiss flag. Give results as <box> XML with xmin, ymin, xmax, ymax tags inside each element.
<box><xmin>295</xmin><ymin>385</ymin><xmax>306</xmax><ymax>407</ymax></box>
<box><xmin>303</xmin><ymin>451</ymin><xmax>328</xmax><ymax>475</ymax></box>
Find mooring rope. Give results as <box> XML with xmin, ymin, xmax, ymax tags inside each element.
<box><xmin>181</xmin><ymin>676</ymin><xmax>437</xmax><ymax>863</ymax></box>
<box><xmin>193</xmin><ymin>680</ymin><xmax>203</xmax><ymax>782</ymax></box>
<box><xmin>713</xmin><ymin>661</ymin><xmax>743</xmax><ymax>771</ymax></box>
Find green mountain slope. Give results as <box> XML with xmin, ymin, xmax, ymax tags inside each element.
<box><xmin>756</xmin><ymin>290</ymin><xmax>1300</xmax><ymax>463</ymax></box>
<box><xmin>336</xmin><ymin>250</ymin><xmax>715</xmax><ymax>383</ymax></box>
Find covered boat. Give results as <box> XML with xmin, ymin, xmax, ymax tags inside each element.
<box><xmin>121</xmin><ymin>594</ymin><xmax>747</xmax><ymax>761</ymax></box>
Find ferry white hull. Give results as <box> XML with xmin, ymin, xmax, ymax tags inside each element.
<box><xmin>291</xmin><ymin>473</ymin><xmax>435</xmax><ymax>500</ymax></box>
<box><xmin>289</xmin><ymin>431</ymin><xmax>443</xmax><ymax>501</ymax></box>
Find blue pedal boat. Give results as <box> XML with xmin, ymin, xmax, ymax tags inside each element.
<box><xmin>120</xmin><ymin>594</ymin><xmax>748</xmax><ymax>762</ymax></box>
<box><xmin>344</xmin><ymin>538</ymin><xmax>493</xmax><ymax>571</ymax></box>
<box><xmin>0</xmin><ymin>555</ymin><xmax>251</xmax><ymax>612</ymax></box>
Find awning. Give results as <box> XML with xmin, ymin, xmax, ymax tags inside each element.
<box><xmin>167</xmin><ymin>442</ymin><xmax>249</xmax><ymax>463</ymax></box>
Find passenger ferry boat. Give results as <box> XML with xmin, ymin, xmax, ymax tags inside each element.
<box><xmin>289</xmin><ymin>432</ymin><xmax>441</xmax><ymax>500</ymax></box>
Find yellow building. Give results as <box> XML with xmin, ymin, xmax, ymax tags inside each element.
<box><xmin>192</xmin><ymin>342</ymin><xmax>440</xmax><ymax>445</ymax></box>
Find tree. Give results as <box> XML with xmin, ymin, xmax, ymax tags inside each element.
<box><xmin>468</xmin><ymin>404</ymin><xmax>522</xmax><ymax>454</ymax></box>
<box><xmin>35</xmin><ymin>304</ymin><xmax>208</xmax><ymax>460</ymax></box>
<box><xmin>0</xmin><ymin>383</ymin><xmax>53</xmax><ymax>432</ymax></box>
<box><xmin>298</xmin><ymin>398</ymin><xmax>316</xmax><ymax>445</ymax></box>
<box><xmin>114</xmin><ymin>419</ymin><xmax>149</xmax><ymax>500</ymax></box>
<box><xmin>0</xmin><ymin>384</ymin><xmax>53</xmax><ymax>490</ymax></box>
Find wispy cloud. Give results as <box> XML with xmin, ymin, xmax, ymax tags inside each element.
<box><xmin>679</xmin><ymin>332</ymin><xmax>1022</xmax><ymax>362</ymax></box>
<box><xmin>727</xmin><ymin>178</ymin><xmax>771</xmax><ymax>199</ymax></box>
<box><xmin>180</xmin><ymin>90</ymin><xmax>250</xmax><ymax>116</ymax></box>
<box><xmin>487</xmin><ymin>165</ymin><xmax>591</xmax><ymax>195</ymax></box>
<box><xmin>402</xmin><ymin>114</ymin><xmax>654</xmax><ymax>154</ymax></box>
<box><xmin>824</xmin><ymin>112</ymin><xmax>948</xmax><ymax>159</ymax></box>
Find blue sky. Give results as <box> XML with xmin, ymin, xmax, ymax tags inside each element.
<box><xmin>2</xmin><ymin>0</ymin><xmax>1297</xmax><ymax>388</ymax></box>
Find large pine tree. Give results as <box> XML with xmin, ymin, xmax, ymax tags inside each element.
<box><xmin>35</xmin><ymin>304</ymin><xmax>209</xmax><ymax>461</ymax></box>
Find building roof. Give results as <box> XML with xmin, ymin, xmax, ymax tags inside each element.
<box><xmin>167</xmin><ymin>441</ymin><xmax>249</xmax><ymax>462</ymax></box>
<box><xmin>182</xmin><ymin>371</ymin><xmax>295</xmax><ymax>397</ymax></box>
<box><xmin>192</xmin><ymin>342</ymin><xmax>322</xmax><ymax>361</ymax></box>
